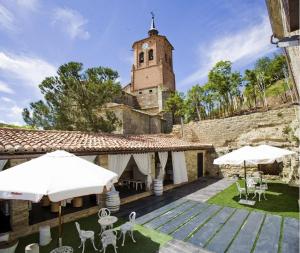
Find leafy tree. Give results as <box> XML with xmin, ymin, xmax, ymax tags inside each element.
<box><xmin>208</xmin><ymin>61</ymin><xmax>242</xmax><ymax>116</ymax></box>
<box><xmin>243</xmin><ymin>69</ymin><xmax>258</xmax><ymax>109</ymax></box>
<box><xmin>269</xmin><ymin>54</ymin><xmax>288</xmax><ymax>81</ymax></box>
<box><xmin>186</xmin><ymin>84</ymin><xmax>205</xmax><ymax>121</ymax></box>
<box><xmin>164</xmin><ymin>91</ymin><xmax>185</xmax><ymax>135</ymax></box>
<box><xmin>164</xmin><ymin>91</ymin><xmax>185</xmax><ymax>119</ymax></box>
<box><xmin>23</xmin><ymin>62</ymin><xmax>122</xmax><ymax>132</ymax></box>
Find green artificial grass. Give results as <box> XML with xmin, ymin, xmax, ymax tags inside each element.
<box><xmin>207</xmin><ymin>180</ymin><xmax>299</xmax><ymax>219</ymax></box>
<box><xmin>15</xmin><ymin>214</ymin><xmax>171</xmax><ymax>253</ymax></box>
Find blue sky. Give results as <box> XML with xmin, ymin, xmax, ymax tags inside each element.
<box><xmin>0</xmin><ymin>0</ymin><xmax>278</xmax><ymax>125</ymax></box>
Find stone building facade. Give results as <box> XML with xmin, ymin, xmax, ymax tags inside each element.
<box><xmin>0</xmin><ymin>128</ymin><xmax>213</xmax><ymax>238</ymax></box>
<box><xmin>109</xmin><ymin>15</ymin><xmax>175</xmax><ymax>134</ymax></box>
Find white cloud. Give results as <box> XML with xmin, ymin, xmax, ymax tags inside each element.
<box><xmin>1</xmin><ymin>96</ymin><xmax>13</xmax><ymax>102</ymax></box>
<box><xmin>10</xmin><ymin>105</ymin><xmax>23</xmax><ymax>116</ymax></box>
<box><xmin>181</xmin><ymin>16</ymin><xmax>276</xmax><ymax>86</ymax></box>
<box><xmin>0</xmin><ymin>4</ymin><xmax>15</xmax><ymax>31</ymax></box>
<box><xmin>0</xmin><ymin>97</ymin><xmax>23</xmax><ymax>124</ymax></box>
<box><xmin>0</xmin><ymin>80</ymin><xmax>14</xmax><ymax>94</ymax></box>
<box><xmin>15</xmin><ymin>0</ymin><xmax>39</xmax><ymax>11</ymax></box>
<box><xmin>0</xmin><ymin>52</ymin><xmax>56</xmax><ymax>88</ymax></box>
<box><xmin>52</xmin><ymin>7</ymin><xmax>90</xmax><ymax>40</ymax></box>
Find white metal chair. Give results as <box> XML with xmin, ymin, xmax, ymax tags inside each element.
<box><xmin>119</xmin><ymin>212</ymin><xmax>136</xmax><ymax>246</ymax></box>
<box><xmin>252</xmin><ymin>188</ymin><xmax>267</xmax><ymax>201</ymax></box>
<box><xmin>100</xmin><ymin>229</ymin><xmax>118</xmax><ymax>253</ymax></box>
<box><xmin>236</xmin><ymin>181</ymin><xmax>246</xmax><ymax>199</ymax></box>
<box><xmin>75</xmin><ymin>222</ymin><xmax>97</xmax><ymax>253</ymax></box>
<box><xmin>246</xmin><ymin>178</ymin><xmax>256</xmax><ymax>195</ymax></box>
<box><xmin>98</xmin><ymin>208</ymin><xmax>112</xmax><ymax>233</ymax></box>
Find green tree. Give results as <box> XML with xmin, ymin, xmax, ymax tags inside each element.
<box><xmin>243</xmin><ymin>69</ymin><xmax>258</xmax><ymax>109</ymax></box>
<box><xmin>23</xmin><ymin>62</ymin><xmax>122</xmax><ymax>132</ymax></box>
<box><xmin>208</xmin><ymin>61</ymin><xmax>242</xmax><ymax>116</ymax></box>
<box><xmin>165</xmin><ymin>91</ymin><xmax>185</xmax><ymax>119</ymax></box>
<box><xmin>164</xmin><ymin>91</ymin><xmax>185</xmax><ymax>135</ymax></box>
<box><xmin>186</xmin><ymin>84</ymin><xmax>205</xmax><ymax>121</ymax></box>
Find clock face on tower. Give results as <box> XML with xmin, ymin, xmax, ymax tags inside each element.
<box><xmin>142</xmin><ymin>42</ymin><xmax>149</xmax><ymax>50</ymax></box>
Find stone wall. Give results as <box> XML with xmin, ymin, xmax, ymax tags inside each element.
<box><xmin>106</xmin><ymin>104</ymin><xmax>163</xmax><ymax>134</ymax></box>
<box><xmin>184</xmin><ymin>150</ymin><xmax>211</xmax><ymax>181</ymax></box>
<box><xmin>173</xmin><ymin>106</ymin><xmax>299</xmax><ymax>184</ymax></box>
<box><xmin>133</xmin><ymin>87</ymin><xmax>159</xmax><ymax>111</ymax></box>
<box><xmin>185</xmin><ymin>150</ymin><xmax>198</xmax><ymax>181</ymax></box>
<box><xmin>114</xmin><ymin>91</ymin><xmax>140</xmax><ymax>109</ymax></box>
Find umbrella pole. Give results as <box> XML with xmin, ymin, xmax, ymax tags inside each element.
<box><xmin>58</xmin><ymin>201</ymin><xmax>62</xmax><ymax>247</ymax></box>
<box><xmin>244</xmin><ymin>161</ymin><xmax>248</xmax><ymax>200</ymax></box>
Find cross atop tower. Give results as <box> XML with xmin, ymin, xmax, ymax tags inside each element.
<box><xmin>148</xmin><ymin>12</ymin><xmax>159</xmax><ymax>36</ymax></box>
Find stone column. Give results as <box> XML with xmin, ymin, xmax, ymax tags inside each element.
<box><xmin>10</xmin><ymin>200</ymin><xmax>29</xmax><ymax>232</ymax></box>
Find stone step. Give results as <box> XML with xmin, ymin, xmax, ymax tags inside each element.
<box><xmin>172</xmin><ymin>205</ymin><xmax>221</xmax><ymax>240</ymax></box>
<box><xmin>136</xmin><ymin>198</ymin><xmax>186</xmax><ymax>225</ymax></box>
<box><xmin>227</xmin><ymin>211</ymin><xmax>265</xmax><ymax>253</ymax></box>
<box><xmin>205</xmin><ymin>209</ymin><xmax>249</xmax><ymax>253</ymax></box>
<box><xmin>188</xmin><ymin>207</ymin><xmax>235</xmax><ymax>248</ymax></box>
<box><xmin>253</xmin><ymin>214</ymin><xmax>282</xmax><ymax>253</ymax></box>
<box><xmin>144</xmin><ymin>201</ymin><xmax>197</xmax><ymax>229</ymax></box>
<box><xmin>158</xmin><ymin>239</ymin><xmax>213</xmax><ymax>253</ymax></box>
<box><xmin>281</xmin><ymin>217</ymin><xmax>299</xmax><ymax>253</ymax></box>
<box><xmin>158</xmin><ymin>202</ymin><xmax>207</xmax><ymax>234</ymax></box>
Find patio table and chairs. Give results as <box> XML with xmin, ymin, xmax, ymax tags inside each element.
<box><xmin>0</xmin><ymin>150</ymin><xmax>118</xmax><ymax>250</ymax></box>
<box><xmin>121</xmin><ymin>179</ymin><xmax>145</xmax><ymax>191</ymax></box>
<box><xmin>214</xmin><ymin>145</ymin><xmax>295</xmax><ymax>205</ymax></box>
<box><xmin>98</xmin><ymin>208</ymin><xmax>118</xmax><ymax>234</ymax></box>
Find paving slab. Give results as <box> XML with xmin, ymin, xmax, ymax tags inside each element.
<box><xmin>185</xmin><ymin>178</ymin><xmax>236</xmax><ymax>202</ymax></box>
<box><xmin>158</xmin><ymin>239</ymin><xmax>213</xmax><ymax>253</ymax></box>
<box><xmin>136</xmin><ymin>198</ymin><xmax>186</xmax><ymax>225</ymax></box>
<box><xmin>144</xmin><ymin>200</ymin><xmax>197</xmax><ymax>229</ymax></box>
<box><xmin>227</xmin><ymin>211</ymin><xmax>265</xmax><ymax>253</ymax></box>
<box><xmin>281</xmin><ymin>217</ymin><xmax>300</xmax><ymax>253</ymax></box>
<box><xmin>158</xmin><ymin>202</ymin><xmax>207</xmax><ymax>234</ymax></box>
<box><xmin>253</xmin><ymin>214</ymin><xmax>282</xmax><ymax>253</ymax></box>
<box><xmin>205</xmin><ymin>209</ymin><xmax>249</xmax><ymax>253</ymax></box>
<box><xmin>172</xmin><ymin>205</ymin><xmax>221</xmax><ymax>240</ymax></box>
<box><xmin>188</xmin><ymin>207</ymin><xmax>235</xmax><ymax>247</ymax></box>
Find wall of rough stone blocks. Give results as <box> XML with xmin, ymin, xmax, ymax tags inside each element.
<box><xmin>173</xmin><ymin>106</ymin><xmax>299</xmax><ymax>184</ymax></box>
<box><xmin>109</xmin><ymin>105</ymin><xmax>163</xmax><ymax>134</ymax></box>
<box><xmin>173</xmin><ymin>106</ymin><xmax>297</xmax><ymax>146</ymax></box>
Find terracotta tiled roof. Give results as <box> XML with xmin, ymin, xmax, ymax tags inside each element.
<box><xmin>0</xmin><ymin>128</ymin><xmax>212</xmax><ymax>157</ymax></box>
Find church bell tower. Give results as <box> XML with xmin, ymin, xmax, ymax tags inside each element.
<box><xmin>129</xmin><ymin>13</ymin><xmax>176</xmax><ymax>113</ymax></box>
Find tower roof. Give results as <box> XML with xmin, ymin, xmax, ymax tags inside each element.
<box><xmin>148</xmin><ymin>12</ymin><xmax>159</xmax><ymax>36</ymax></box>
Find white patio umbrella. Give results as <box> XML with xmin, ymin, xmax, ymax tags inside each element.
<box><xmin>0</xmin><ymin>150</ymin><xmax>118</xmax><ymax>246</ymax></box>
<box><xmin>214</xmin><ymin>145</ymin><xmax>295</xmax><ymax>199</ymax></box>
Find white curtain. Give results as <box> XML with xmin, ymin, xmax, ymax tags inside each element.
<box><xmin>0</xmin><ymin>160</ymin><xmax>7</xmax><ymax>172</ymax></box>
<box><xmin>172</xmin><ymin>152</ymin><xmax>188</xmax><ymax>184</ymax></box>
<box><xmin>81</xmin><ymin>156</ymin><xmax>97</xmax><ymax>163</ymax></box>
<box><xmin>108</xmin><ymin>154</ymin><xmax>131</xmax><ymax>178</ymax></box>
<box><xmin>158</xmin><ymin>152</ymin><xmax>168</xmax><ymax>180</ymax></box>
<box><xmin>133</xmin><ymin>153</ymin><xmax>152</xmax><ymax>189</ymax></box>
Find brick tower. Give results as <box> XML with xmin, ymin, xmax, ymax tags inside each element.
<box><xmin>128</xmin><ymin>13</ymin><xmax>176</xmax><ymax>114</ymax></box>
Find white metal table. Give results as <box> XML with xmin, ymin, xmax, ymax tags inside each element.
<box><xmin>50</xmin><ymin>246</ymin><xmax>73</xmax><ymax>253</ymax></box>
<box><xmin>98</xmin><ymin>216</ymin><xmax>118</xmax><ymax>230</ymax></box>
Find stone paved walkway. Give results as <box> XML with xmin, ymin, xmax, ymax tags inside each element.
<box><xmin>184</xmin><ymin>178</ymin><xmax>235</xmax><ymax>202</ymax></box>
<box><xmin>131</xmin><ymin>178</ymin><xmax>299</xmax><ymax>253</ymax></box>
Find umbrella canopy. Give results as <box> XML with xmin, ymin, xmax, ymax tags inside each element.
<box><xmin>213</xmin><ymin>145</ymin><xmax>295</xmax><ymax>203</ymax></box>
<box><xmin>213</xmin><ymin>145</ymin><xmax>295</xmax><ymax>166</ymax></box>
<box><xmin>0</xmin><ymin>150</ymin><xmax>118</xmax><ymax>202</ymax></box>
